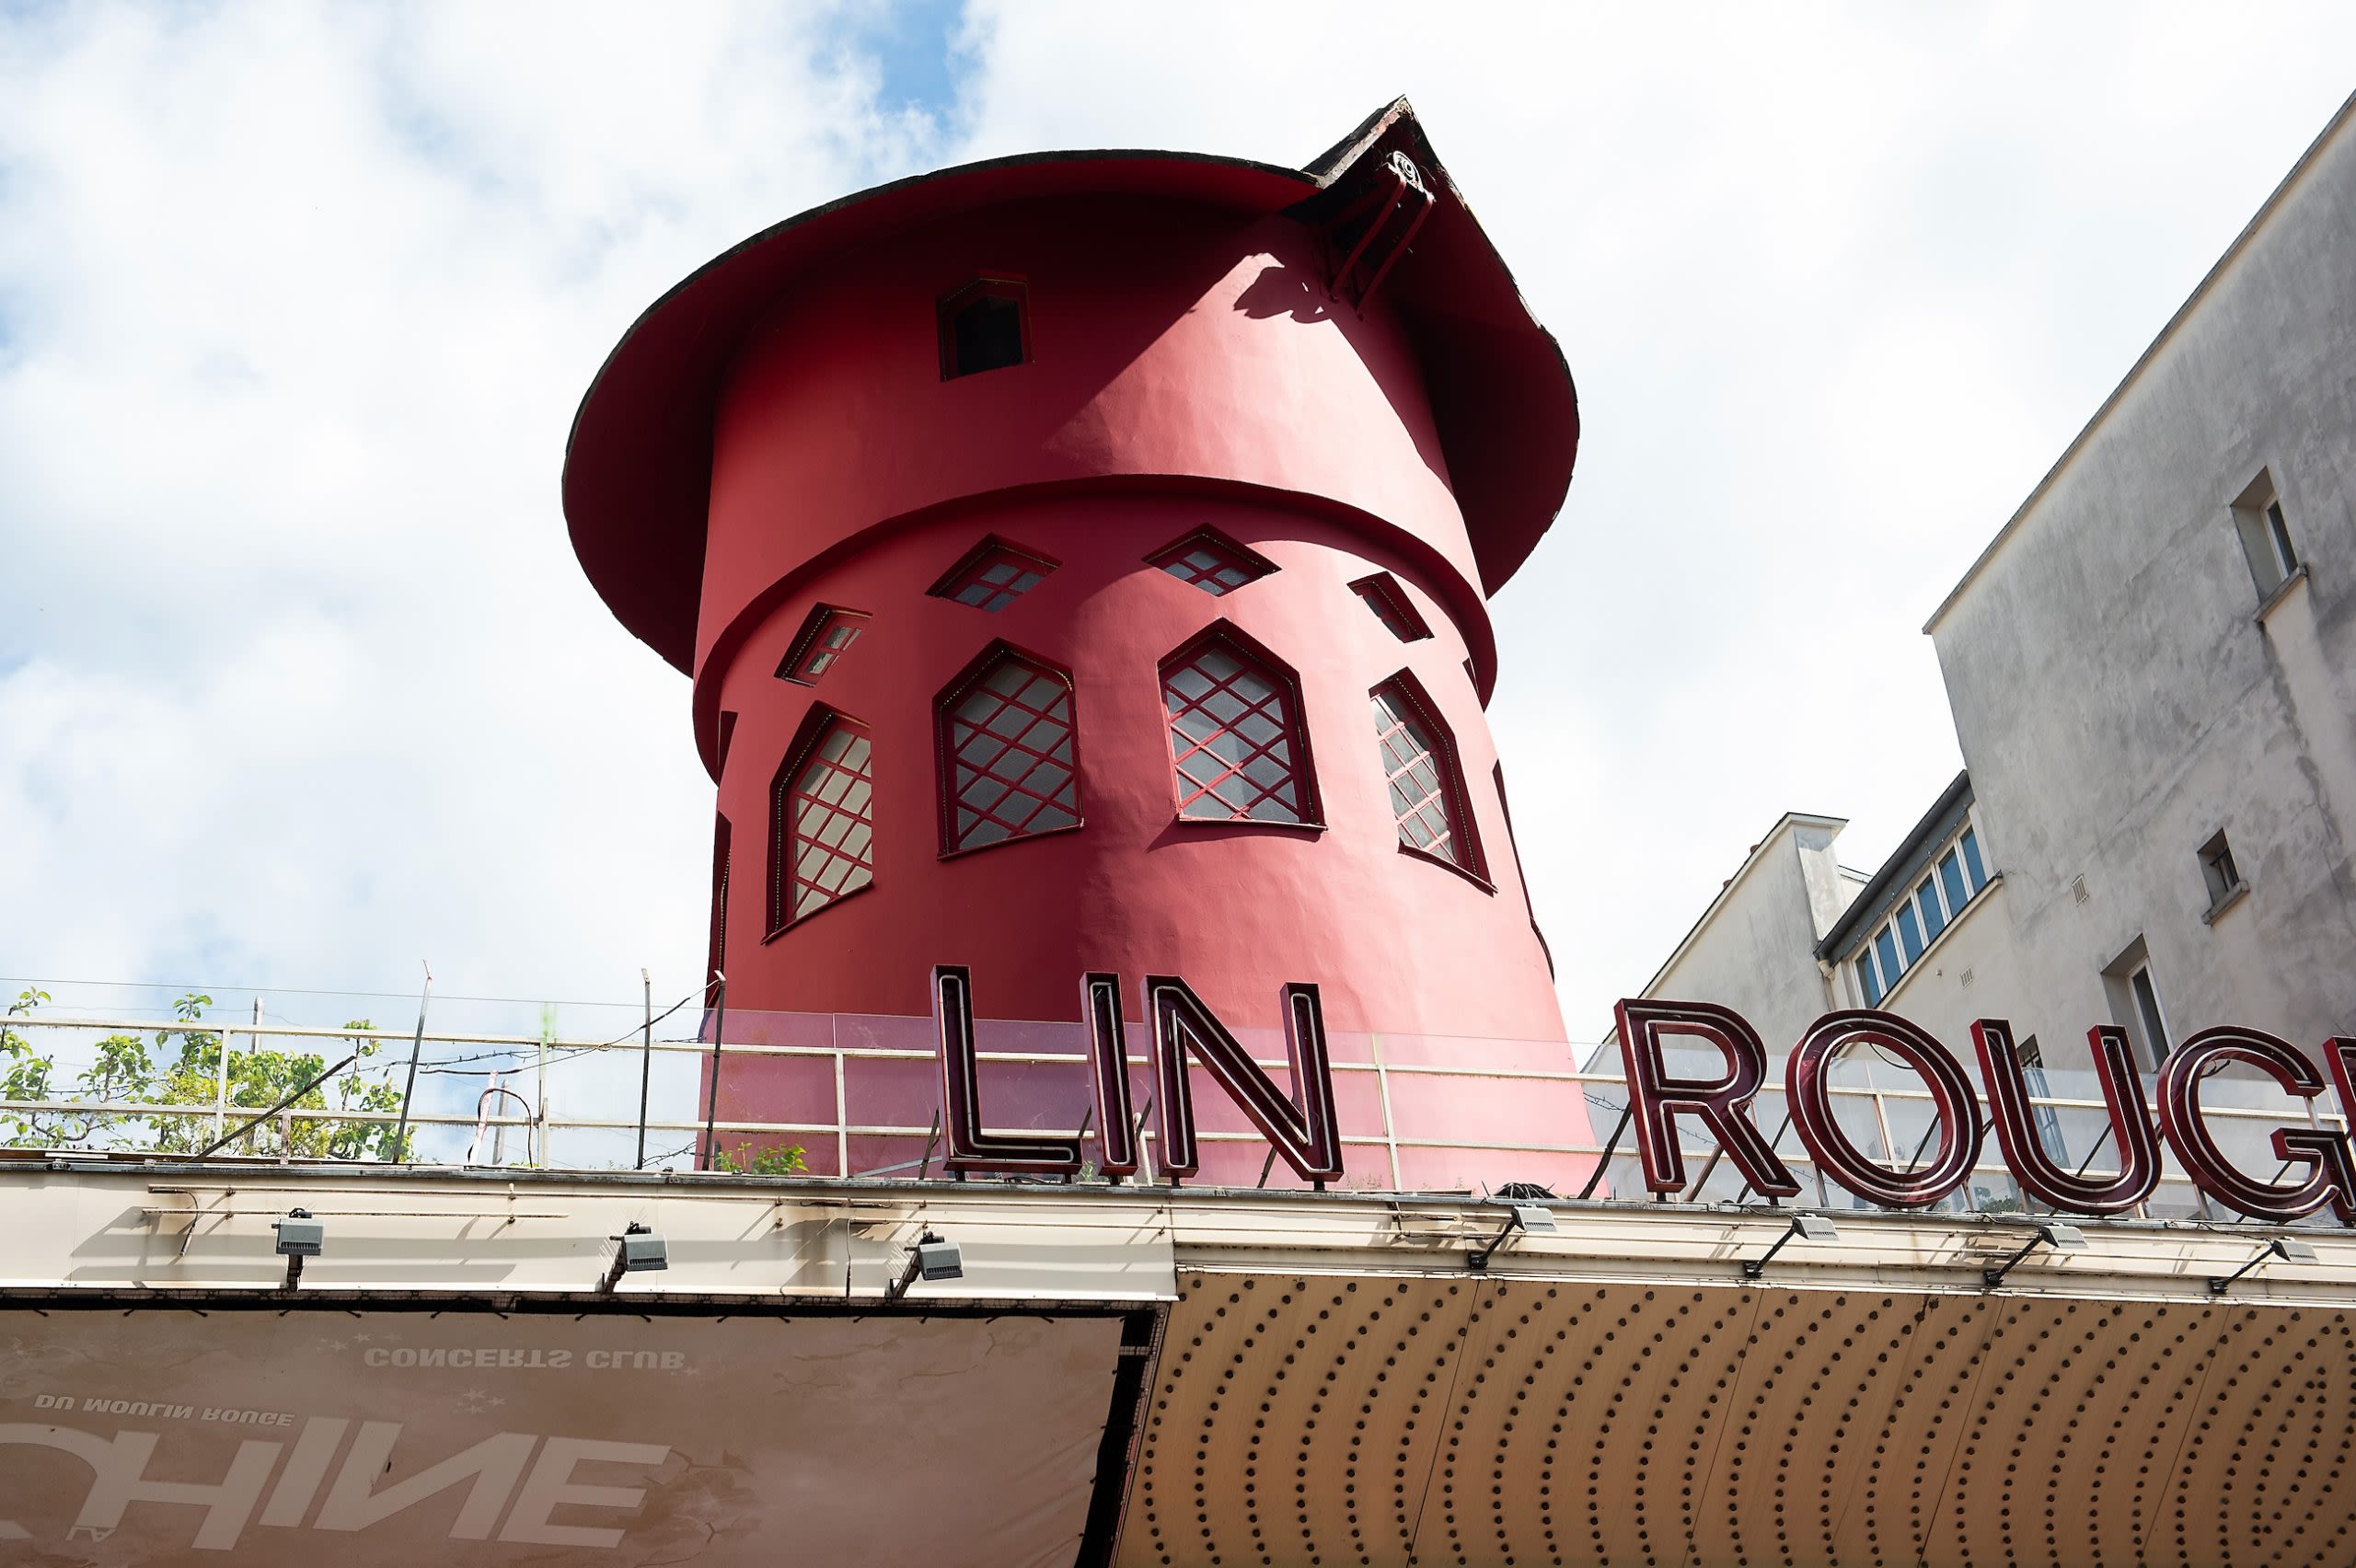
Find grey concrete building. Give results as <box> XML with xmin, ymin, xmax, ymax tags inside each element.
<box><xmin>1631</xmin><ymin>87</ymin><xmax>2356</xmax><ymax>1083</ymax></box>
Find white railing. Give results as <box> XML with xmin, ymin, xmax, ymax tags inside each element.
<box><xmin>0</xmin><ymin>1008</ymin><xmax>2339</xmax><ymax>1223</ymax></box>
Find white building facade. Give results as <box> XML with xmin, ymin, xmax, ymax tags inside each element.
<box><xmin>1630</xmin><ymin>91</ymin><xmax>2356</xmax><ymax>1182</ymax></box>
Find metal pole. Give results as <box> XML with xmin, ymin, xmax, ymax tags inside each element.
<box><xmin>700</xmin><ymin>972</ymin><xmax>727</xmax><ymax>1171</ymax></box>
<box><xmin>391</xmin><ymin>963</ymin><xmax>432</xmax><ymax>1164</ymax></box>
<box><xmin>211</xmin><ymin>1002</ymin><xmax>235</xmax><ymax>1145</ymax></box>
<box><xmin>636</xmin><ymin>968</ymin><xmax>653</xmax><ymax>1170</ymax></box>
<box><xmin>193</xmin><ymin>1053</ymin><xmax>357</xmax><ymax>1159</ymax></box>
<box><xmin>1576</xmin><ymin>1102</ymin><xmax>1634</xmax><ymax>1201</ymax></box>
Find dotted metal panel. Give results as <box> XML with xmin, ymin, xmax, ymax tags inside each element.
<box><xmin>1118</xmin><ymin>1273</ymin><xmax>2356</xmax><ymax>1568</ymax></box>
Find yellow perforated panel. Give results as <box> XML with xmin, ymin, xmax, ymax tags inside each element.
<box><xmin>1117</xmin><ymin>1274</ymin><xmax>2356</xmax><ymax>1568</ymax></box>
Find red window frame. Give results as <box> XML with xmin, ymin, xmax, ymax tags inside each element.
<box><xmin>935</xmin><ymin>641</ymin><xmax>1084</xmax><ymax>857</ymax></box>
<box><xmin>1145</xmin><ymin>527</ymin><xmax>1277</xmax><ymax>597</ymax></box>
<box><xmin>1158</xmin><ymin>623</ymin><xmax>1321</xmax><ymax>826</ymax></box>
<box><xmin>775</xmin><ymin>605</ymin><xmax>870</xmax><ymax>686</ymax></box>
<box><xmin>1371</xmin><ymin>670</ymin><xmax>1488</xmax><ymax>887</ymax></box>
<box><xmin>1348</xmin><ymin>571</ymin><xmax>1432</xmax><ymax>642</ymax></box>
<box><xmin>927</xmin><ymin>536</ymin><xmax>1059</xmax><ymax>614</ymax></box>
<box><xmin>767</xmin><ymin>707</ymin><xmax>876</xmax><ymax>936</ymax></box>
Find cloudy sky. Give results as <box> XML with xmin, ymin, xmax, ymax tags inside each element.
<box><xmin>3</xmin><ymin>1</ymin><xmax>2351</xmax><ymax>1048</ymax></box>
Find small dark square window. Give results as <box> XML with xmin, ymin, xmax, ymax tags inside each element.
<box><xmin>939</xmin><ymin>278</ymin><xmax>1028</xmax><ymax>379</ymax></box>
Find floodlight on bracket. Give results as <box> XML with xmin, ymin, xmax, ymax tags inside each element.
<box><xmin>1981</xmin><ymin>1222</ymin><xmax>2087</xmax><ymax>1288</ymax></box>
<box><xmin>1466</xmin><ymin>1203</ymin><xmax>1557</xmax><ymax>1273</ymax></box>
<box><xmin>2209</xmin><ymin>1235</ymin><xmax>2318</xmax><ymax>1296</ymax></box>
<box><xmin>1741</xmin><ymin>1212</ymin><xmax>1839</xmax><ymax>1278</ymax></box>
<box><xmin>600</xmin><ymin>1221</ymin><xmax>667</xmax><ymax>1292</ymax></box>
<box><xmin>271</xmin><ymin>1207</ymin><xmax>323</xmax><ymax>1290</ymax></box>
<box><xmin>885</xmin><ymin>1229</ymin><xmax>964</xmax><ymax>1302</ymax></box>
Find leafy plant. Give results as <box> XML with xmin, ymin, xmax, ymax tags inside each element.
<box><xmin>709</xmin><ymin>1139</ymin><xmax>809</xmax><ymax>1177</ymax></box>
<box><xmin>2</xmin><ymin>989</ymin><xmax>410</xmax><ymax>1160</ymax></box>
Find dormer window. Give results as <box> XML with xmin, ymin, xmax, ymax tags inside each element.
<box><xmin>1349</xmin><ymin>572</ymin><xmax>1432</xmax><ymax>641</ymax></box>
<box><xmin>775</xmin><ymin>605</ymin><xmax>869</xmax><ymax>686</ymax></box>
<box><xmin>939</xmin><ymin>278</ymin><xmax>1028</xmax><ymax>379</ymax></box>
<box><xmin>928</xmin><ymin>536</ymin><xmax>1058</xmax><ymax>613</ymax></box>
<box><xmin>1147</xmin><ymin>528</ymin><xmax>1276</xmax><ymax>596</ymax></box>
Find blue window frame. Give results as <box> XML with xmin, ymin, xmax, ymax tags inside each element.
<box><xmin>1937</xmin><ymin>848</ymin><xmax>1968</xmax><ymax>915</ymax></box>
<box><xmin>1915</xmin><ymin>875</ymin><xmax>1946</xmax><ymax>942</ymax></box>
<box><xmin>1896</xmin><ymin>902</ymin><xmax>1924</xmax><ymax>963</ymax></box>
<box><xmin>1852</xmin><ymin>815</ymin><xmax>1993</xmax><ymax>1006</ymax></box>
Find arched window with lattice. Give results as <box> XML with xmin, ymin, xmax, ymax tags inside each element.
<box><xmin>768</xmin><ymin>709</ymin><xmax>875</xmax><ymax>933</ymax></box>
<box><xmin>936</xmin><ymin>644</ymin><xmax>1082</xmax><ymax>855</ymax></box>
<box><xmin>1371</xmin><ymin>672</ymin><xmax>1487</xmax><ymax>885</ymax></box>
<box><xmin>1159</xmin><ymin>626</ymin><xmax>1319</xmax><ymax>825</ymax></box>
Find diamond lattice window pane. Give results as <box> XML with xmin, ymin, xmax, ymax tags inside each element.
<box><xmin>1371</xmin><ymin>684</ymin><xmax>1472</xmax><ymax>871</ymax></box>
<box><xmin>775</xmin><ymin>720</ymin><xmax>876</xmax><ymax>927</ymax></box>
<box><xmin>1162</xmin><ymin>639</ymin><xmax>1311</xmax><ymax>824</ymax></box>
<box><xmin>941</xmin><ymin>651</ymin><xmax>1082</xmax><ymax>852</ymax></box>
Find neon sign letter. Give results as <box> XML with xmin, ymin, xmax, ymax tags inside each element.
<box><xmin>1144</xmin><ymin>974</ymin><xmax>1341</xmax><ymax>1185</ymax></box>
<box><xmin>1611</xmin><ymin>998</ymin><xmax>1797</xmax><ymax>1199</ymax></box>
<box><xmin>2156</xmin><ymin>1027</ymin><xmax>2356</xmax><ymax>1223</ymax></box>
<box><xmin>1973</xmin><ymin>1021</ymin><xmax>2159</xmax><ymax>1215</ymax></box>
<box><xmin>1787</xmin><ymin>1010</ymin><xmax>1983</xmax><ymax>1209</ymax></box>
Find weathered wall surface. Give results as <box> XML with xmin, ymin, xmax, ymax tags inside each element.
<box><xmin>1929</xmin><ymin>106</ymin><xmax>2356</xmax><ymax>1065</ymax></box>
<box><xmin>1642</xmin><ymin>817</ymin><xmax>1849</xmax><ymax>1055</ymax></box>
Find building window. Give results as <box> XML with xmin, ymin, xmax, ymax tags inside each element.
<box><xmin>928</xmin><ymin>537</ymin><xmax>1057</xmax><ymax>614</ymax></box>
<box><xmin>1349</xmin><ymin>572</ymin><xmax>1432</xmax><ymax>641</ymax></box>
<box><xmin>768</xmin><ymin>711</ymin><xmax>875</xmax><ymax>933</ymax></box>
<box><xmin>1160</xmin><ymin>628</ymin><xmax>1317</xmax><ymax>824</ymax></box>
<box><xmin>776</xmin><ymin>605</ymin><xmax>869</xmax><ymax>686</ymax></box>
<box><xmin>938</xmin><ymin>278</ymin><xmax>1027</xmax><ymax>379</ymax></box>
<box><xmin>1146</xmin><ymin>528</ymin><xmax>1275</xmax><ymax>596</ymax></box>
<box><xmin>937</xmin><ymin>645</ymin><xmax>1081</xmax><ymax>854</ymax></box>
<box><xmin>2015</xmin><ymin>1034</ymin><xmax>2070</xmax><ymax>1166</ymax></box>
<box><xmin>2230</xmin><ymin>470</ymin><xmax>2302</xmax><ymax>598</ymax></box>
<box><xmin>2195</xmin><ymin>828</ymin><xmax>2233</xmax><ymax>904</ymax></box>
<box><xmin>1371</xmin><ymin>674</ymin><xmax>1485</xmax><ymax>882</ymax></box>
<box><xmin>2129</xmin><ymin>963</ymin><xmax>2169</xmax><ymax>1066</ymax></box>
<box><xmin>1913</xmin><ymin>872</ymin><xmax>1946</xmax><ymax>944</ymax></box>
<box><xmin>1853</xmin><ymin>815</ymin><xmax>1992</xmax><ymax>1003</ymax></box>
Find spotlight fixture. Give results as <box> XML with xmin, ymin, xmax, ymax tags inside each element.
<box><xmin>601</xmin><ymin>1221</ymin><xmax>668</xmax><ymax>1292</ymax></box>
<box><xmin>271</xmin><ymin>1207</ymin><xmax>324</xmax><ymax>1289</ymax></box>
<box><xmin>1741</xmin><ymin>1212</ymin><xmax>1840</xmax><ymax>1278</ymax></box>
<box><xmin>1467</xmin><ymin>1202</ymin><xmax>1557</xmax><ymax>1273</ymax></box>
<box><xmin>885</xmin><ymin>1229</ymin><xmax>964</xmax><ymax>1301</ymax></box>
<box><xmin>1981</xmin><ymin>1221</ymin><xmax>2088</xmax><ymax>1288</ymax></box>
<box><xmin>2208</xmin><ymin>1235</ymin><xmax>2319</xmax><ymax>1296</ymax></box>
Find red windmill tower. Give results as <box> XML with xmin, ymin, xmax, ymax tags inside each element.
<box><xmin>563</xmin><ymin>100</ymin><xmax>1591</xmax><ymax>1189</ymax></box>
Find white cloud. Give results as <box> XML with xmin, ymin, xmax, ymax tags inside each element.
<box><xmin>3</xmin><ymin>0</ymin><xmax>2350</xmax><ymax>1078</ymax></box>
<box><xmin>0</xmin><ymin>1</ymin><xmax>948</xmax><ymax>1022</ymax></box>
<box><xmin>957</xmin><ymin>0</ymin><xmax>2356</xmax><ymax>1039</ymax></box>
